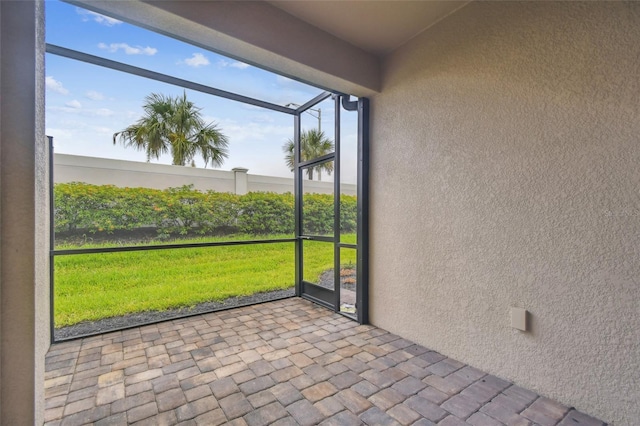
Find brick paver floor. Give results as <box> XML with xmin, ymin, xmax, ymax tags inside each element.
<box><xmin>44</xmin><ymin>298</ymin><xmax>606</xmax><ymax>425</ymax></box>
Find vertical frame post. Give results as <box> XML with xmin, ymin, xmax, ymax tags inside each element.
<box><xmin>48</xmin><ymin>136</ymin><xmax>56</xmax><ymax>343</ymax></box>
<box><xmin>333</xmin><ymin>95</ymin><xmax>341</xmax><ymax>312</ymax></box>
<box><xmin>294</xmin><ymin>113</ymin><xmax>302</xmax><ymax>297</ymax></box>
<box><xmin>356</xmin><ymin>98</ymin><xmax>370</xmax><ymax>324</ymax></box>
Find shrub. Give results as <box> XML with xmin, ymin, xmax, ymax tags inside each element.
<box><xmin>237</xmin><ymin>192</ymin><xmax>294</xmax><ymax>235</ymax></box>
<box><xmin>53</xmin><ymin>182</ymin><xmax>356</xmax><ymax>238</ymax></box>
<box><xmin>303</xmin><ymin>193</ymin><xmax>334</xmax><ymax>235</ymax></box>
<box><xmin>340</xmin><ymin>195</ymin><xmax>358</xmax><ymax>234</ymax></box>
<box><xmin>54</xmin><ymin>183</ymin><xmax>158</xmax><ymax>233</ymax></box>
<box><xmin>152</xmin><ymin>185</ymin><xmax>235</xmax><ymax>236</ymax></box>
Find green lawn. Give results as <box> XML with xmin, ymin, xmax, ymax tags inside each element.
<box><xmin>54</xmin><ymin>234</ymin><xmax>356</xmax><ymax>327</ymax></box>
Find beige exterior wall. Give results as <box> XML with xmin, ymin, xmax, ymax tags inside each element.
<box><xmin>0</xmin><ymin>0</ymin><xmax>48</xmax><ymax>424</ymax></box>
<box><xmin>54</xmin><ymin>153</ymin><xmax>356</xmax><ymax>195</ymax></box>
<box><xmin>370</xmin><ymin>2</ymin><xmax>640</xmax><ymax>424</ymax></box>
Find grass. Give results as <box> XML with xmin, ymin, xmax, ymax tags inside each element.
<box><xmin>54</xmin><ymin>234</ymin><xmax>356</xmax><ymax>327</ymax></box>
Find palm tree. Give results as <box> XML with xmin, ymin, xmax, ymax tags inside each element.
<box><xmin>113</xmin><ymin>92</ymin><xmax>229</xmax><ymax>168</ymax></box>
<box><xmin>283</xmin><ymin>129</ymin><xmax>334</xmax><ymax>180</ymax></box>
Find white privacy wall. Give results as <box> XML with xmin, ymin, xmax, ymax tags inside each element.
<box><xmin>54</xmin><ymin>154</ymin><xmax>356</xmax><ymax>195</ymax></box>
<box><xmin>369</xmin><ymin>2</ymin><xmax>640</xmax><ymax>424</ymax></box>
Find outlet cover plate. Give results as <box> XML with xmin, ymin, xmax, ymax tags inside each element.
<box><xmin>511</xmin><ymin>307</ymin><xmax>528</xmax><ymax>331</ymax></box>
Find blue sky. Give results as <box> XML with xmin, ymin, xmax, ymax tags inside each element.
<box><xmin>45</xmin><ymin>0</ymin><xmax>358</xmax><ymax>182</ymax></box>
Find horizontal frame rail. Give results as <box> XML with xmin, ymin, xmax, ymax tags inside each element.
<box><xmin>298</xmin><ymin>152</ymin><xmax>335</xmax><ymax>169</ymax></box>
<box><xmin>53</xmin><ymin>238</ymin><xmax>296</xmax><ymax>256</ymax></box>
<box><xmin>296</xmin><ymin>91</ymin><xmax>333</xmax><ymax>112</ymax></box>
<box><xmin>338</xmin><ymin>243</ymin><xmax>357</xmax><ymax>249</ymax></box>
<box><xmin>46</xmin><ymin>44</ymin><xmax>296</xmax><ymax>114</ymax></box>
<box><xmin>299</xmin><ymin>235</ymin><xmax>334</xmax><ymax>243</ymax></box>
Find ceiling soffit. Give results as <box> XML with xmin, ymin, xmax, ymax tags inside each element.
<box><xmin>268</xmin><ymin>1</ymin><xmax>469</xmax><ymax>56</ymax></box>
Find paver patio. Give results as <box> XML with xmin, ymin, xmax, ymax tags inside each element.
<box><xmin>44</xmin><ymin>298</ymin><xmax>606</xmax><ymax>426</ymax></box>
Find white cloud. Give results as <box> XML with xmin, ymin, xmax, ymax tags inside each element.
<box><xmin>98</xmin><ymin>42</ymin><xmax>157</xmax><ymax>56</ymax></box>
<box><xmin>77</xmin><ymin>9</ymin><xmax>122</xmax><ymax>26</ymax></box>
<box><xmin>183</xmin><ymin>53</ymin><xmax>210</xmax><ymax>68</ymax></box>
<box><xmin>95</xmin><ymin>108</ymin><xmax>115</xmax><ymax>117</ymax></box>
<box><xmin>230</xmin><ymin>62</ymin><xmax>250</xmax><ymax>70</ymax></box>
<box><xmin>85</xmin><ymin>90</ymin><xmax>105</xmax><ymax>101</ymax></box>
<box><xmin>49</xmin><ymin>106</ymin><xmax>114</xmax><ymax>117</ymax></box>
<box><xmin>45</xmin><ymin>127</ymin><xmax>74</xmax><ymax>141</ymax></box>
<box><xmin>251</xmin><ymin>113</ymin><xmax>276</xmax><ymax>124</ymax></box>
<box><xmin>46</xmin><ymin>76</ymin><xmax>69</xmax><ymax>95</ymax></box>
<box><xmin>65</xmin><ymin>100</ymin><xmax>82</xmax><ymax>109</ymax></box>
<box><xmin>93</xmin><ymin>126</ymin><xmax>113</xmax><ymax>135</ymax></box>
<box><xmin>213</xmin><ymin>117</ymin><xmax>291</xmax><ymax>145</ymax></box>
<box><xmin>217</xmin><ymin>59</ymin><xmax>250</xmax><ymax>70</ymax></box>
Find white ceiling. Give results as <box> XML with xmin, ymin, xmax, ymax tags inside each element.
<box><xmin>268</xmin><ymin>1</ymin><xmax>469</xmax><ymax>56</ymax></box>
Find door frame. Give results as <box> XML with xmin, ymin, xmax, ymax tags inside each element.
<box><xmin>294</xmin><ymin>94</ymin><xmax>369</xmax><ymax>324</ymax></box>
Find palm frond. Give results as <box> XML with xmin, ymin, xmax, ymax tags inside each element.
<box><xmin>113</xmin><ymin>91</ymin><xmax>229</xmax><ymax>167</ymax></box>
<box><xmin>282</xmin><ymin>129</ymin><xmax>334</xmax><ymax>180</ymax></box>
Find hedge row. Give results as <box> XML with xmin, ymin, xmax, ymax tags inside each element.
<box><xmin>54</xmin><ymin>183</ymin><xmax>357</xmax><ymax>236</ymax></box>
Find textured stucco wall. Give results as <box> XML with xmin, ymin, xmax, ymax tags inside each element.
<box><xmin>370</xmin><ymin>2</ymin><xmax>640</xmax><ymax>424</ymax></box>
<box><xmin>34</xmin><ymin>1</ymin><xmax>49</xmax><ymax>423</ymax></box>
<box><xmin>0</xmin><ymin>0</ymin><xmax>48</xmax><ymax>424</ymax></box>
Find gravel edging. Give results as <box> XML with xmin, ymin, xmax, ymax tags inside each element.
<box><xmin>54</xmin><ymin>288</ymin><xmax>295</xmax><ymax>341</ymax></box>
<box><xmin>317</xmin><ymin>269</ymin><xmax>356</xmax><ymax>291</ymax></box>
